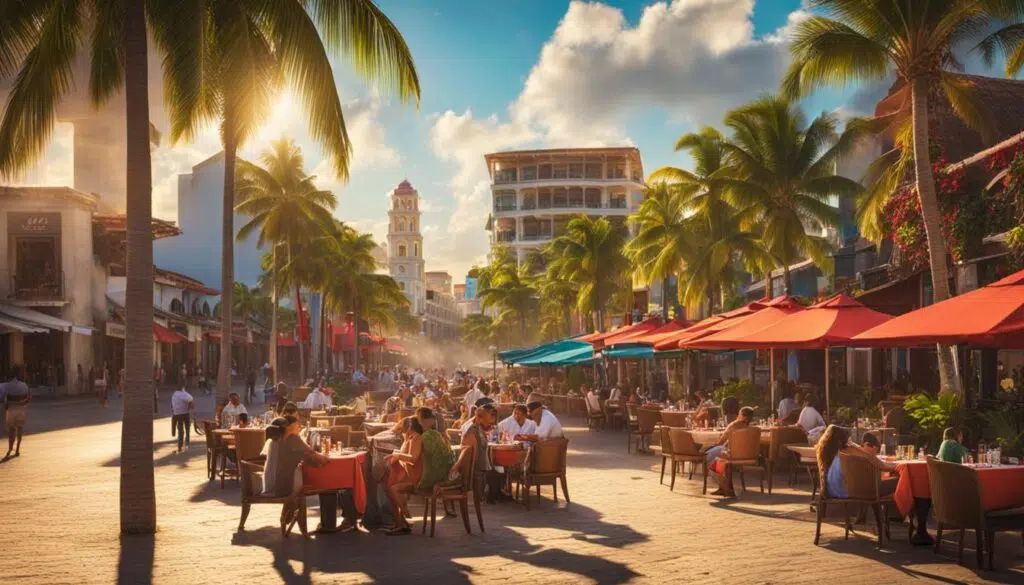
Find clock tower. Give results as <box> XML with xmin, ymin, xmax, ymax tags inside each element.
<box><xmin>387</xmin><ymin>180</ymin><xmax>425</xmax><ymax>315</ymax></box>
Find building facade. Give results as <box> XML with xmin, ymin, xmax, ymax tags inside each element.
<box><xmin>483</xmin><ymin>147</ymin><xmax>647</xmax><ymax>265</ymax></box>
<box><xmin>154</xmin><ymin>151</ymin><xmax>265</xmax><ymax>288</ymax></box>
<box><xmin>424</xmin><ymin>288</ymin><xmax>460</xmax><ymax>341</ymax></box>
<box><xmin>387</xmin><ymin>180</ymin><xmax>426</xmax><ymax>315</ymax></box>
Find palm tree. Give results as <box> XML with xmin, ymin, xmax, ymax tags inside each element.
<box><xmin>625</xmin><ymin>183</ymin><xmax>690</xmax><ymax>318</ymax></box>
<box><xmin>715</xmin><ymin>96</ymin><xmax>860</xmax><ymax>294</ymax></box>
<box><xmin>0</xmin><ymin>0</ymin><xmax>172</xmax><ymax>534</ymax></box>
<box><xmin>478</xmin><ymin>262</ymin><xmax>538</xmax><ymax>344</ymax></box>
<box><xmin>536</xmin><ymin>272</ymin><xmax>579</xmax><ymax>340</ymax></box>
<box><xmin>781</xmin><ymin>0</ymin><xmax>1024</xmax><ymax>391</ymax></box>
<box><xmin>546</xmin><ymin>216</ymin><xmax>629</xmax><ymax>331</ymax></box>
<box><xmin>460</xmin><ymin>313</ymin><xmax>497</xmax><ymax>347</ymax></box>
<box><xmin>236</xmin><ymin>137</ymin><xmax>337</xmax><ymax>383</ymax></box>
<box><xmin>161</xmin><ymin>0</ymin><xmax>420</xmax><ymax>400</ymax></box>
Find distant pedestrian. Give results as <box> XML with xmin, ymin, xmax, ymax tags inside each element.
<box><xmin>245</xmin><ymin>367</ymin><xmax>257</xmax><ymax>405</ymax></box>
<box><xmin>170</xmin><ymin>386</ymin><xmax>195</xmax><ymax>453</ymax></box>
<box><xmin>3</xmin><ymin>366</ymin><xmax>31</xmax><ymax>459</ymax></box>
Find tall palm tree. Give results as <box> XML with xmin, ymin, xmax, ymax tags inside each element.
<box><xmin>236</xmin><ymin>137</ymin><xmax>337</xmax><ymax>383</ymax></box>
<box><xmin>781</xmin><ymin>0</ymin><xmax>1024</xmax><ymax>391</ymax></box>
<box><xmin>161</xmin><ymin>0</ymin><xmax>420</xmax><ymax>400</ymax></box>
<box><xmin>625</xmin><ymin>183</ymin><xmax>690</xmax><ymax>318</ymax></box>
<box><xmin>546</xmin><ymin>216</ymin><xmax>629</xmax><ymax>331</ymax></box>
<box><xmin>716</xmin><ymin>96</ymin><xmax>860</xmax><ymax>293</ymax></box>
<box><xmin>460</xmin><ymin>313</ymin><xmax>497</xmax><ymax>347</ymax></box>
<box><xmin>0</xmin><ymin>0</ymin><xmax>180</xmax><ymax>534</ymax></box>
<box><xmin>478</xmin><ymin>262</ymin><xmax>538</xmax><ymax>343</ymax></box>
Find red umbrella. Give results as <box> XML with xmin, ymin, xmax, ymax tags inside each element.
<box><xmin>852</xmin><ymin>269</ymin><xmax>1024</xmax><ymax>348</ymax></box>
<box><xmin>585</xmin><ymin>317</ymin><xmax>662</xmax><ymax>349</ymax></box>
<box><xmin>651</xmin><ymin>302</ymin><xmax>766</xmax><ymax>351</ymax></box>
<box><xmin>609</xmin><ymin>319</ymin><xmax>689</xmax><ymax>346</ymax></box>
<box><xmin>728</xmin><ymin>294</ymin><xmax>892</xmax><ymax>416</ymax></box>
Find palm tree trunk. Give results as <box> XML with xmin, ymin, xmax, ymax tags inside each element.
<box><xmin>764</xmin><ymin>271</ymin><xmax>771</xmax><ymax>300</ymax></box>
<box><xmin>218</xmin><ymin>123</ymin><xmax>237</xmax><ymax>404</ymax></box>
<box><xmin>270</xmin><ymin>244</ymin><xmax>278</xmax><ymax>385</ymax></box>
<box><xmin>910</xmin><ymin>76</ymin><xmax>960</xmax><ymax>394</ymax></box>
<box><xmin>351</xmin><ymin>298</ymin><xmax>360</xmax><ymax>374</ymax></box>
<box><xmin>662</xmin><ymin>275</ymin><xmax>671</xmax><ymax>320</ymax></box>
<box><xmin>121</xmin><ymin>0</ymin><xmax>156</xmax><ymax>534</ymax></box>
<box><xmin>318</xmin><ymin>293</ymin><xmax>328</xmax><ymax>374</ymax></box>
<box><xmin>296</xmin><ymin>283</ymin><xmax>306</xmax><ymax>384</ymax></box>
<box><xmin>783</xmin><ymin>263</ymin><xmax>792</xmax><ymax>296</ymax></box>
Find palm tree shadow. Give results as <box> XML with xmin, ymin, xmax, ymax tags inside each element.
<box><xmin>117</xmin><ymin>533</ymin><xmax>154</xmax><ymax>585</ymax></box>
<box><xmin>231</xmin><ymin>499</ymin><xmax>646</xmax><ymax>585</ymax></box>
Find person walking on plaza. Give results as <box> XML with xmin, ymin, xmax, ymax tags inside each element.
<box><xmin>3</xmin><ymin>366</ymin><xmax>31</xmax><ymax>459</ymax></box>
<box><xmin>245</xmin><ymin>367</ymin><xmax>257</xmax><ymax>405</ymax></box>
<box><xmin>170</xmin><ymin>386</ymin><xmax>195</xmax><ymax>453</ymax></box>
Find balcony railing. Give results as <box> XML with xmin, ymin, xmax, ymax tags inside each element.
<box><xmin>494</xmin><ymin>202</ymin><xmax>517</xmax><ymax>212</ymax></box>
<box><xmin>609</xmin><ymin>199</ymin><xmax>627</xmax><ymax>209</ymax></box>
<box><xmin>521</xmin><ymin>232</ymin><xmax>554</xmax><ymax>241</ymax></box>
<box><xmin>495</xmin><ymin>232</ymin><xmax>517</xmax><ymax>242</ymax></box>
<box><xmin>5</xmin><ymin>270</ymin><xmax>64</xmax><ymax>301</ymax></box>
<box><xmin>494</xmin><ymin>174</ymin><xmax>642</xmax><ymax>185</ymax></box>
<box><xmin>500</xmin><ymin>201</ymin><xmax>622</xmax><ymax>212</ymax></box>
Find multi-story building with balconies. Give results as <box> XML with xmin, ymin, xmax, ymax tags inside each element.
<box><xmin>483</xmin><ymin>147</ymin><xmax>646</xmax><ymax>265</ymax></box>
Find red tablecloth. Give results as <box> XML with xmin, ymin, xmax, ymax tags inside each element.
<box><xmin>893</xmin><ymin>461</ymin><xmax>1024</xmax><ymax>517</ymax></box>
<box><xmin>490</xmin><ymin>445</ymin><xmax>525</xmax><ymax>467</ymax></box>
<box><xmin>302</xmin><ymin>452</ymin><xmax>367</xmax><ymax>513</ymax></box>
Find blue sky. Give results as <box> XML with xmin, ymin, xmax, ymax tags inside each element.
<box><xmin>17</xmin><ymin>0</ymin><xmax>915</xmax><ymax>282</ymax></box>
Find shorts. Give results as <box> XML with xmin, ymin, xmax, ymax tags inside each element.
<box><xmin>6</xmin><ymin>405</ymin><xmax>27</xmax><ymax>429</ymax></box>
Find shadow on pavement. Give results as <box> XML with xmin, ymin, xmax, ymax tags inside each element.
<box><xmin>231</xmin><ymin>499</ymin><xmax>646</xmax><ymax>585</ymax></box>
<box><xmin>117</xmin><ymin>533</ymin><xmax>155</xmax><ymax>585</ymax></box>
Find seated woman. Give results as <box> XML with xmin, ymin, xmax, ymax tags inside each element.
<box><xmin>416</xmin><ymin>408</ymin><xmax>456</xmax><ymax>491</ymax></box>
<box><xmin>260</xmin><ymin>416</ymin><xmax>331</xmax><ymax>529</ymax></box>
<box><xmin>816</xmin><ymin>425</ymin><xmax>898</xmax><ymax>500</ymax></box>
<box><xmin>383</xmin><ymin>418</ymin><xmax>426</xmax><ymax>535</ymax></box>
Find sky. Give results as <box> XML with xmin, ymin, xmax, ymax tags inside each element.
<box><xmin>12</xmin><ymin>0</ymin><xmax>925</xmax><ymax>283</ymax></box>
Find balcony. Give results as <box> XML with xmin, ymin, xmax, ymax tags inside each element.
<box><xmin>521</xmin><ymin>232</ymin><xmax>554</xmax><ymax>242</ymax></box>
<box><xmin>495</xmin><ymin>200</ymin><xmax>625</xmax><ymax>215</ymax></box>
<box><xmin>3</xmin><ymin>270</ymin><xmax>65</xmax><ymax>302</ymax></box>
<box><xmin>495</xmin><ymin>231</ymin><xmax>517</xmax><ymax>243</ymax></box>
<box><xmin>494</xmin><ymin>201</ymin><xmax>517</xmax><ymax>213</ymax></box>
<box><xmin>609</xmin><ymin>199</ymin><xmax>627</xmax><ymax>209</ymax></box>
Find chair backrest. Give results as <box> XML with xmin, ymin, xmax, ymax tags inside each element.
<box><xmin>447</xmin><ymin>428</ymin><xmax>462</xmax><ymax>446</ymax></box>
<box><xmin>637</xmin><ymin>408</ymin><xmax>661</xmax><ymax>433</ymax></box>
<box><xmin>727</xmin><ymin>427</ymin><xmax>761</xmax><ymax>460</ymax></box>
<box><xmin>233</xmin><ymin>428</ymin><xmax>267</xmax><ymax>461</ymax></box>
<box><xmin>458</xmin><ymin>445</ymin><xmax>477</xmax><ymax>493</ymax></box>
<box><xmin>668</xmin><ymin>428</ymin><xmax>701</xmax><ymax>456</ymax></box>
<box><xmin>768</xmin><ymin>426</ymin><xmax>808</xmax><ymax>462</ymax></box>
<box><xmin>239</xmin><ymin>459</ymin><xmax>265</xmax><ymax>499</ymax></box>
<box><xmin>529</xmin><ymin>437</ymin><xmax>569</xmax><ymax>475</ymax></box>
<box><xmin>329</xmin><ymin>425</ymin><xmax>351</xmax><ymax>446</ymax></box>
<box><xmin>625</xmin><ymin>403</ymin><xmax>639</xmax><ymax>421</ymax></box>
<box><xmin>927</xmin><ymin>456</ymin><xmax>984</xmax><ymax>529</ymax></box>
<box><xmin>202</xmin><ymin>420</ymin><xmax>218</xmax><ymax>449</ymax></box>
<box><xmin>838</xmin><ymin>452</ymin><xmax>879</xmax><ymax>500</ymax></box>
<box><xmin>311</xmin><ymin>415</ymin><xmax>334</xmax><ymax>428</ymax></box>
<box><xmin>334</xmin><ymin>414</ymin><xmax>365</xmax><ymax>430</ymax></box>
<box><xmin>292</xmin><ymin>386</ymin><xmax>311</xmax><ymax>403</ymax></box>
<box><xmin>660</xmin><ymin>411</ymin><xmax>687</xmax><ymax>427</ymax></box>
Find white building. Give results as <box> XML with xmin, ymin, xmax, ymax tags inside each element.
<box><xmin>386</xmin><ymin>180</ymin><xmax>425</xmax><ymax>315</ymax></box>
<box><xmin>483</xmin><ymin>147</ymin><xmax>647</xmax><ymax>265</ymax></box>
<box><xmin>154</xmin><ymin>151</ymin><xmax>265</xmax><ymax>288</ymax></box>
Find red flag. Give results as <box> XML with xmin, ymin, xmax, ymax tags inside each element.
<box><xmin>297</xmin><ymin>293</ymin><xmax>310</xmax><ymax>341</ymax></box>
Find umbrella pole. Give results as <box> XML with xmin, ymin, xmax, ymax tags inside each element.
<box><xmin>770</xmin><ymin>349</ymin><xmax>775</xmax><ymax>416</ymax></box>
<box><xmin>824</xmin><ymin>348</ymin><xmax>830</xmax><ymax>420</ymax></box>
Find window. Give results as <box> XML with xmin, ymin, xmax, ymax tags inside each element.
<box><xmin>414</xmin><ymin>243</ymin><xmax>419</xmax><ymax>257</ymax></box>
<box><xmin>398</xmin><ymin>245</ymin><xmax>407</xmax><ymax>257</ymax></box>
<box><xmin>495</xmin><ymin>168</ymin><xmax>517</xmax><ymax>184</ymax></box>
<box><xmin>398</xmin><ymin>219</ymin><xmax>405</xmax><ymax>232</ymax></box>
<box><xmin>521</xmin><ymin>166</ymin><xmax>537</xmax><ymax>181</ymax></box>
<box><xmin>568</xmin><ymin>163</ymin><xmax>583</xmax><ymax>179</ymax></box>
<box><xmin>170</xmin><ymin>298</ymin><xmax>184</xmax><ymax>313</ymax></box>
<box><xmin>398</xmin><ymin>265</ymin><xmax>406</xmax><ymax>274</ymax></box>
<box><xmin>9</xmin><ymin>211</ymin><xmax>62</xmax><ymax>300</ymax></box>
<box><xmin>585</xmin><ymin>188</ymin><xmax>602</xmax><ymax>208</ymax></box>
<box><xmin>203</xmin><ymin>302</ymin><xmax>211</xmax><ymax>316</ymax></box>
<box><xmin>585</xmin><ymin>163</ymin><xmax>602</xmax><ymax>179</ymax></box>
<box><xmin>538</xmin><ymin>164</ymin><xmax>552</xmax><ymax>179</ymax></box>
<box><xmin>552</xmin><ymin>164</ymin><xmax>568</xmax><ymax>179</ymax></box>
<box><xmin>410</xmin><ymin>218</ymin><xmax>416</xmax><ymax>232</ymax></box>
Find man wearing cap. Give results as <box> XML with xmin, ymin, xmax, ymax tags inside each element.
<box><xmin>519</xmin><ymin>401</ymin><xmax>563</xmax><ymax>442</ymax></box>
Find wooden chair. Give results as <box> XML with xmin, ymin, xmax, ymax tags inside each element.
<box><xmin>839</xmin><ymin>453</ymin><xmax>893</xmax><ymax>549</ymax></box>
<box><xmin>668</xmin><ymin>428</ymin><xmax>707</xmax><ymax>493</ymax></box>
<box><xmin>334</xmin><ymin>414</ymin><xmax>365</xmax><ymax>430</ymax></box>
<box><xmin>292</xmin><ymin>386</ymin><xmax>312</xmax><ymax>404</ymax></box>
<box><xmin>718</xmin><ymin>427</ymin><xmax>764</xmax><ymax>494</ymax></box>
<box><xmin>521</xmin><ymin>437</ymin><xmax>570</xmax><ymax>510</ymax></box>
<box><xmin>658</xmin><ymin>426</ymin><xmax>675</xmax><ymax>485</ymax></box>
<box><xmin>583</xmin><ymin>397</ymin><xmax>605</xmax><ymax>431</ymax></box>
<box><xmin>928</xmin><ymin>456</ymin><xmax>1024</xmax><ymax>569</ymax></box>
<box><xmin>631</xmin><ymin>408</ymin><xmax>661</xmax><ymax>453</ymax></box>
<box><xmin>660</xmin><ymin>411</ymin><xmax>687</xmax><ymax>427</ymax></box>
<box><xmin>766</xmin><ymin>426</ymin><xmax>808</xmax><ymax>494</ymax></box>
<box><xmin>552</xmin><ymin>395</ymin><xmax>567</xmax><ymax>415</ymax></box>
<box><xmin>328</xmin><ymin>425</ymin><xmax>351</xmax><ymax>447</ymax></box>
<box><xmin>237</xmin><ymin>459</ymin><xmax>308</xmax><ymax>537</ymax></box>
<box><xmin>415</xmin><ymin>446</ymin><xmax>480</xmax><ymax>537</ymax></box>
<box><xmin>625</xmin><ymin>404</ymin><xmax>640</xmax><ymax>453</ymax></box>
<box><xmin>233</xmin><ymin>428</ymin><xmax>266</xmax><ymax>462</ymax></box>
<box><xmin>202</xmin><ymin>420</ymin><xmax>221</xmax><ymax>481</ymax></box>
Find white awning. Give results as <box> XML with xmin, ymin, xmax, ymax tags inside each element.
<box><xmin>0</xmin><ymin>315</ymin><xmax>48</xmax><ymax>334</ymax></box>
<box><xmin>0</xmin><ymin>305</ymin><xmax>73</xmax><ymax>332</ymax></box>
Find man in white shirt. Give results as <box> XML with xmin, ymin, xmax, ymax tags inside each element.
<box><xmin>778</xmin><ymin>389</ymin><xmax>799</xmax><ymax>422</ymax></box>
<box><xmin>463</xmin><ymin>383</ymin><xmax>485</xmax><ymax>409</ymax></box>
<box><xmin>413</xmin><ymin>369</ymin><xmax>426</xmax><ymax>387</ymax></box>
<box><xmin>302</xmin><ymin>387</ymin><xmax>333</xmax><ymax>409</ymax></box>
<box><xmin>497</xmin><ymin>404</ymin><xmax>538</xmax><ymax>441</ymax></box>
<box><xmin>220</xmin><ymin>392</ymin><xmax>248</xmax><ymax>428</ymax></box>
<box><xmin>521</xmin><ymin>401</ymin><xmax>563</xmax><ymax>442</ymax></box>
<box><xmin>170</xmin><ymin>387</ymin><xmax>194</xmax><ymax>452</ymax></box>
<box><xmin>585</xmin><ymin>387</ymin><xmax>601</xmax><ymax>413</ymax></box>
<box><xmin>796</xmin><ymin>397</ymin><xmax>827</xmax><ymax>442</ymax></box>
<box><xmin>608</xmin><ymin>384</ymin><xmax>623</xmax><ymax>403</ymax></box>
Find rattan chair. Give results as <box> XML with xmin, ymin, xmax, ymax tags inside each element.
<box><xmin>202</xmin><ymin>420</ymin><xmax>222</xmax><ymax>481</ymax></box>
<box><xmin>813</xmin><ymin>456</ymin><xmax>858</xmax><ymax>545</ymax></box>
<box><xmin>660</xmin><ymin>411</ymin><xmax>687</xmax><ymax>427</ymax></box>
<box><xmin>839</xmin><ymin>453</ymin><xmax>893</xmax><ymax>549</ymax></box>
<box><xmin>631</xmin><ymin>408</ymin><xmax>661</xmax><ymax>454</ymax></box>
<box><xmin>415</xmin><ymin>445</ymin><xmax>479</xmax><ymax>537</ymax></box>
<box><xmin>583</xmin><ymin>397</ymin><xmax>605</xmax><ymax>431</ymax></box>
<box><xmin>233</xmin><ymin>428</ymin><xmax>267</xmax><ymax>462</ymax></box>
<box><xmin>328</xmin><ymin>425</ymin><xmax>351</xmax><ymax>447</ymax></box>
<box><xmin>237</xmin><ymin>459</ymin><xmax>308</xmax><ymax>537</ymax></box>
<box><xmin>521</xmin><ymin>437</ymin><xmax>570</xmax><ymax>510</ymax></box>
<box><xmin>668</xmin><ymin>428</ymin><xmax>707</xmax><ymax>493</ymax></box>
<box><xmin>658</xmin><ymin>426</ymin><xmax>675</xmax><ymax>485</ymax></box>
<box><xmin>766</xmin><ymin>426</ymin><xmax>808</xmax><ymax>494</ymax></box>
<box><xmin>625</xmin><ymin>404</ymin><xmax>640</xmax><ymax>453</ymax></box>
<box><xmin>718</xmin><ymin>426</ymin><xmax>764</xmax><ymax>494</ymax></box>
<box><xmin>928</xmin><ymin>456</ymin><xmax>1024</xmax><ymax>569</ymax></box>
<box><xmin>292</xmin><ymin>386</ymin><xmax>312</xmax><ymax>404</ymax></box>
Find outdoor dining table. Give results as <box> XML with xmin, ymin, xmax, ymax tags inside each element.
<box><xmin>893</xmin><ymin>461</ymin><xmax>1024</xmax><ymax>517</ymax></box>
<box><xmin>302</xmin><ymin>451</ymin><xmax>368</xmax><ymax>532</ymax></box>
<box><xmin>489</xmin><ymin>442</ymin><xmax>527</xmax><ymax>468</ymax></box>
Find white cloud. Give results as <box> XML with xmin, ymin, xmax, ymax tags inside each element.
<box><xmin>9</xmin><ymin>123</ymin><xmax>74</xmax><ymax>187</ymax></box>
<box><xmin>427</xmin><ymin>0</ymin><xmax>802</xmax><ymax>279</ymax></box>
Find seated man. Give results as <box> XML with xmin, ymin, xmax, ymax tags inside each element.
<box><xmin>797</xmin><ymin>396</ymin><xmax>827</xmax><ymax>443</ymax></box>
<box><xmin>219</xmin><ymin>392</ymin><xmax>248</xmax><ymax>428</ymax></box>
<box><xmin>585</xmin><ymin>386</ymin><xmax>601</xmax><ymax>414</ymax></box>
<box><xmin>519</xmin><ymin>401</ymin><xmax>563</xmax><ymax>442</ymax></box>
<box><xmin>302</xmin><ymin>386</ymin><xmax>334</xmax><ymax>409</ymax></box>
<box><xmin>704</xmin><ymin>406</ymin><xmax>754</xmax><ymax>497</ymax></box>
<box><xmin>497</xmin><ymin>404</ymin><xmax>538</xmax><ymax>442</ymax></box>
<box><xmin>936</xmin><ymin>427</ymin><xmax>969</xmax><ymax>463</ymax></box>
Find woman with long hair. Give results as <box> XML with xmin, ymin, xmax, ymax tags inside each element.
<box><xmin>383</xmin><ymin>417</ymin><xmax>426</xmax><ymax>535</ymax></box>
<box><xmin>815</xmin><ymin>424</ymin><xmax>850</xmax><ymax>498</ymax></box>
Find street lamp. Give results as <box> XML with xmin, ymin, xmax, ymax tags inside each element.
<box><xmin>489</xmin><ymin>344</ymin><xmax>498</xmax><ymax>381</ymax></box>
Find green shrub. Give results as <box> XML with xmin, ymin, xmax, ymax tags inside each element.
<box><xmin>713</xmin><ymin>379</ymin><xmax>764</xmax><ymax>411</ymax></box>
<box><xmin>904</xmin><ymin>392</ymin><xmax>960</xmax><ymax>449</ymax></box>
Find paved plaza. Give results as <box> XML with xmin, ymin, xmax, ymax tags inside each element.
<box><xmin>2</xmin><ymin>394</ymin><xmax>1023</xmax><ymax>585</ymax></box>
